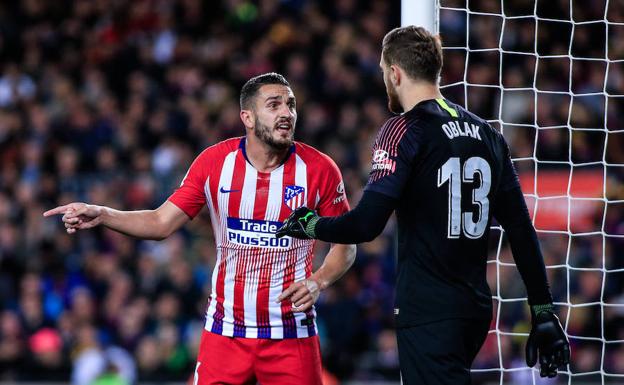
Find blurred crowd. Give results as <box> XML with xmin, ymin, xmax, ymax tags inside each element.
<box><xmin>0</xmin><ymin>0</ymin><xmax>621</xmax><ymax>384</ymax></box>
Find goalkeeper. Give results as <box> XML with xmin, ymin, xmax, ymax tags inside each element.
<box><xmin>277</xmin><ymin>26</ymin><xmax>570</xmax><ymax>385</ymax></box>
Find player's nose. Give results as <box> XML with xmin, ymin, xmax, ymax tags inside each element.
<box><xmin>278</xmin><ymin>104</ymin><xmax>295</xmax><ymax>119</ymax></box>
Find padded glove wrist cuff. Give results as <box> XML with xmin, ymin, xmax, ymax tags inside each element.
<box><xmin>305</xmin><ymin>216</ymin><xmax>319</xmax><ymax>238</ymax></box>
<box><xmin>531</xmin><ymin>303</ymin><xmax>554</xmax><ymax>318</ymax></box>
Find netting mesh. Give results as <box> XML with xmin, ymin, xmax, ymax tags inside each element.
<box><xmin>438</xmin><ymin>0</ymin><xmax>624</xmax><ymax>383</ymax></box>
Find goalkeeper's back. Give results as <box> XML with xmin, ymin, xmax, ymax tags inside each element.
<box><xmin>364</xmin><ymin>97</ymin><xmax>519</xmax><ymax>327</ymax></box>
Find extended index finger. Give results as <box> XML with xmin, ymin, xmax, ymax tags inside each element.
<box><xmin>276</xmin><ymin>289</ymin><xmax>291</xmax><ymax>303</ymax></box>
<box><xmin>43</xmin><ymin>205</ymin><xmax>72</xmax><ymax>217</ymax></box>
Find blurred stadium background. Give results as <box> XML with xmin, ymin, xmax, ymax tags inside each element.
<box><xmin>0</xmin><ymin>0</ymin><xmax>622</xmax><ymax>384</ymax></box>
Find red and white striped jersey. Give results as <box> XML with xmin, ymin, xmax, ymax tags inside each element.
<box><xmin>168</xmin><ymin>137</ymin><xmax>349</xmax><ymax>339</ymax></box>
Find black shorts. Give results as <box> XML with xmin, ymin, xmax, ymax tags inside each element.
<box><xmin>397</xmin><ymin>318</ymin><xmax>490</xmax><ymax>385</ymax></box>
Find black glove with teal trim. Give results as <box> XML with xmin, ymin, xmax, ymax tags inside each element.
<box><xmin>526</xmin><ymin>303</ymin><xmax>570</xmax><ymax>377</ymax></box>
<box><xmin>276</xmin><ymin>207</ymin><xmax>319</xmax><ymax>239</ymax></box>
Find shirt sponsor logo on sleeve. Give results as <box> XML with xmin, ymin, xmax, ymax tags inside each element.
<box><xmin>226</xmin><ymin>217</ymin><xmax>291</xmax><ymax>248</ymax></box>
<box><xmin>332</xmin><ymin>195</ymin><xmax>345</xmax><ymax>205</ymax></box>
<box><xmin>332</xmin><ymin>181</ymin><xmax>346</xmax><ymax>205</ymax></box>
<box><xmin>336</xmin><ymin>181</ymin><xmax>345</xmax><ymax>194</ymax></box>
<box><xmin>373</xmin><ymin>149</ymin><xmax>389</xmax><ymax>163</ymax></box>
<box><xmin>371</xmin><ymin>149</ymin><xmax>394</xmax><ymax>171</ymax></box>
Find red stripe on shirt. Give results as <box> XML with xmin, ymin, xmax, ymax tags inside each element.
<box><xmin>229</xmin><ymin>152</ymin><xmax>247</xmax><ymax>336</ymax></box>
<box><xmin>211</xmin><ymin>249</ymin><xmax>227</xmax><ymax>334</ymax></box>
<box><xmin>371</xmin><ymin>116</ymin><xmax>408</xmax><ymax>182</ymax></box>
<box><xmin>254</xmin><ymin>173</ymin><xmax>270</xmax><ymax>219</ymax></box>
<box><xmin>386</xmin><ymin>117</ymin><xmax>407</xmax><ymax>157</ymax></box>
<box><xmin>251</xmin><ymin>172</ymin><xmax>271</xmax><ymax>337</ymax></box>
<box><xmin>384</xmin><ymin>118</ymin><xmax>407</xmax><ymax>179</ymax></box>
<box><xmin>279</xmin><ymin>156</ymin><xmax>298</xmax><ymax>337</ymax></box>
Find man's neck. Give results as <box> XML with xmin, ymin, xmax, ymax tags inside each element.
<box><xmin>245</xmin><ymin>135</ymin><xmax>290</xmax><ymax>173</ymax></box>
<box><xmin>399</xmin><ymin>82</ymin><xmax>443</xmax><ymax>113</ymax></box>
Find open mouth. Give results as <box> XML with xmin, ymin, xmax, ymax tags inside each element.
<box><xmin>275</xmin><ymin>122</ymin><xmax>292</xmax><ymax>133</ymax></box>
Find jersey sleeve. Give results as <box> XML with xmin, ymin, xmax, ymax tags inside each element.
<box><xmin>498</xmin><ymin>134</ymin><xmax>521</xmax><ymax>192</ymax></box>
<box><xmin>168</xmin><ymin>152</ymin><xmax>208</xmax><ymax>219</ymax></box>
<box><xmin>364</xmin><ymin>116</ymin><xmax>422</xmax><ymax>199</ymax></box>
<box><xmin>315</xmin><ymin>155</ymin><xmax>350</xmax><ymax>217</ymax></box>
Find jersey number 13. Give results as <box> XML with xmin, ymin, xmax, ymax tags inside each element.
<box><xmin>437</xmin><ymin>157</ymin><xmax>491</xmax><ymax>239</ymax></box>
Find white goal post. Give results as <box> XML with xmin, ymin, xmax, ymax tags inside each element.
<box><xmin>401</xmin><ymin>0</ymin><xmax>438</xmax><ymax>34</ymax></box>
<box><xmin>403</xmin><ymin>0</ymin><xmax>624</xmax><ymax>384</ymax></box>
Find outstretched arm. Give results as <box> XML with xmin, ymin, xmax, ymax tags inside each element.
<box><xmin>43</xmin><ymin>200</ymin><xmax>190</xmax><ymax>240</ymax></box>
<box><xmin>276</xmin><ymin>190</ymin><xmax>396</xmax><ymax>243</ymax></box>
<box><xmin>278</xmin><ymin>115</ymin><xmax>418</xmax><ymax>244</ymax></box>
<box><xmin>277</xmin><ymin>243</ymin><xmax>356</xmax><ymax>312</ymax></box>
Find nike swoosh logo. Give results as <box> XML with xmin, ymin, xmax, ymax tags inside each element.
<box><xmin>220</xmin><ymin>187</ymin><xmax>240</xmax><ymax>194</ymax></box>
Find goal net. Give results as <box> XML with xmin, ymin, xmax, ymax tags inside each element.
<box><xmin>436</xmin><ymin>0</ymin><xmax>624</xmax><ymax>384</ymax></box>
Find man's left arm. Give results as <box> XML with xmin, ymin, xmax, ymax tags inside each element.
<box><xmin>277</xmin><ymin>243</ymin><xmax>356</xmax><ymax>312</ymax></box>
<box><xmin>493</xmin><ymin>137</ymin><xmax>570</xmax><ymax>377</ymax></box>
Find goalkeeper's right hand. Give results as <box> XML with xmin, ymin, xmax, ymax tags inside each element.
<box><xmin>276</xmin><ymin>207</ymin><xmax>319</xmax><ymax>239</ymax></box>
<box><xmin>525</xmin><ymin>304</ymin><xmax>570</xmax><ymax>377</ymax></box>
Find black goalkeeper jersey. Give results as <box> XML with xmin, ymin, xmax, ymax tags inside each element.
<box><xmin>364</xmin><ymin>98</ymin><xmax>520</xmax><ymax>327</ymax></box>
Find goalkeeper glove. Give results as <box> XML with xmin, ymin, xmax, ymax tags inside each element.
<box><xmin>276</xmin><ymin>207</ymin><xmax>319</xmax><ymax>239</ymax></box>
<box><xmin>525</xmin><ymin>303</ymin><xmax>570</xmax><ymax>377</ymax></box>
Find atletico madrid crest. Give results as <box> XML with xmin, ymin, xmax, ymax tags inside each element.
<box><xmin>284</xmin><ymin>185</ymin><xmax>306</xmax><ymax>210</ymax></box>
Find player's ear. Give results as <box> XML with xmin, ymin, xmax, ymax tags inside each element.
<box><xmin>390</xmin><ymin>64</ymin><xmax>401</xmax><ymax>86</ymax></box>
<box><xmin>240</xmin><ymin>109</ymin><xmax>255</xmax><ymax>130</ymax></box>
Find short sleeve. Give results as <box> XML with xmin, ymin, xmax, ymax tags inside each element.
<box><xmin>364</xmin><ymin>116</ymin><xmax>421</xmax><ymax>199</ymax></box>
<box><xmin>316</xmin><ymin>156</ymin><xmax>350</xmax><ymax>217</ymax></box>
<box><xmin>168</xmin><ymin>154</ymin><xmax>208</xmax><ymax>219</ymax></box>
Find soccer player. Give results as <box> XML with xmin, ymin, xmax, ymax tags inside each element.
<box><xmin>277</xmin><ymin>26</ymin><xmax>570</xmax><ymax>384</ymax></box>
<box><xmin>44</xmin><ymin>73</ymin><xmax>356</xmax><ymax>385</ymax></box>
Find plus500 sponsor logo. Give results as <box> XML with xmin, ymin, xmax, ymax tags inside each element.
<box><xmin>226</xmin><ymin>217</ymin><xmax>291</xmax><ymax>248</ymax></box>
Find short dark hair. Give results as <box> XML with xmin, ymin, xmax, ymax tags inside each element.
<box><xmin>240</xmin><ymin>72</ymin><xmax>291</xmax><ymax>110</ymax></box>
<box><xmin>382</xmin><ymin>26</ymin><xmax>443</xmax><ymax>84</ymax></box>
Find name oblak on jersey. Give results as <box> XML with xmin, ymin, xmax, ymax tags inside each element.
<box><xmin>442</xmin><ymin>120</ymin><xmax>482</xmax><ymax>141</ymax></box>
